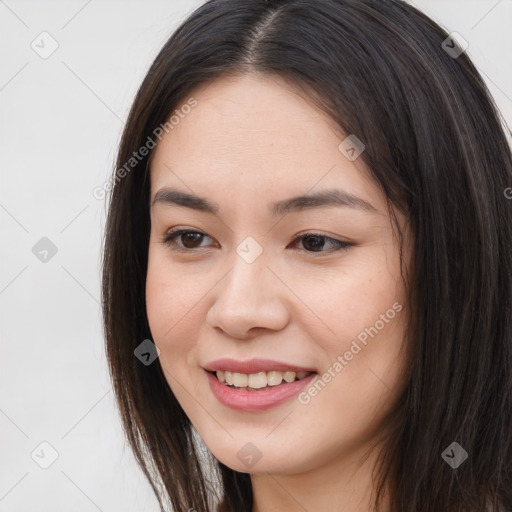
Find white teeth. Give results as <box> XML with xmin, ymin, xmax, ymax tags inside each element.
<box><xmin>214</xmin><ymin>369</ymin><xmax>312</xmax><ymax>389</ymax></box>
<box><xmin>283</xmin><ymin>371</ymin><xmax>296</xmax><ymax>383</ymax></box>
<box><xmin>248</xmin><ymin>372</ymin><xmax>267</xmax><ymax>389</ymax></box>
<box><xmin>232</xmin><ymin>372</ymin><xmax>248</xmax><ymax>387</ymax></box>
<box><xmin>267</xmin><ymin>371</ymin><xmax>283</xmax><ymax>386</ymax></box>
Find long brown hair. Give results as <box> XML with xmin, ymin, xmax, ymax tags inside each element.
<box><xmin>101</xmin><ymin>0</ymin><xmax>512</xmax><ymax>510</ymax></box>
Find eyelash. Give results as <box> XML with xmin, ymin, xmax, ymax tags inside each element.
<box><xmin>159</xmin><ymin>229</ymin><xmax>353</xmax><ymax>255</ymax></box>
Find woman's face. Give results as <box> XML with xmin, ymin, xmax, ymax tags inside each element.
<box><xmin>146</xmin><ymin>73</ymin><xmax>411</xmax><ymax>476</ymax></box>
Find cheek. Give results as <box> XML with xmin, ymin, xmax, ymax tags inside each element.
<box><xmin>290</xmin><ymin>245</ymin><xmax>404</xmax><ymax>348</ymax></box>
<box><xmin>145</xmin><ymin>258</ymin><xmax>209</xmax><ymax>409</ymax></box>
<box><xmin>145</xmin><ymin>249</ymin><xmax>202</xmax><ymax>362</ymax></box>
<box><xmin>295</xmin><ymin>244</ymin><xmax>408</xmax><ymax>403</ymax></box>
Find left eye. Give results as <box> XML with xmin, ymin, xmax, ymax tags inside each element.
<box><xmin>160</xmin><ymin>229</ymin><xmax>352</xmax><ymax>254</ymax></box>
<box><xmin>291</xmin><ymin>233</ymin><xmax>352</xmax><ymax>253</ymax></box>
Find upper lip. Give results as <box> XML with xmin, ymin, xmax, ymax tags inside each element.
<box><xmin>203</xmin><ymin>358</ymin><xmax>317</xmax><ymax>374</ymax></box>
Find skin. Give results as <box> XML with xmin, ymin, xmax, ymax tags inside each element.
<box><xmin>146</xmin><ymin>72</ymin><xmax>412</xmax><ymax>512</ymax></box>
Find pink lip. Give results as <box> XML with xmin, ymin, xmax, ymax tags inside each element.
<box><xmin>205</xmin><ymin>370</ymin><xmax>317</xmax><ymax>412</ymax></box>
<box><xmin>203</xmin><ymin>358</ymin><xmax>316</xmax><ymax>374</ymax></box>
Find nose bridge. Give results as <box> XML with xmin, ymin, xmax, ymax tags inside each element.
<box><xmin>222</xmin><ymin>241</ymin><xmax>273</xmax><ymax>307</ymax></box>
<box><xmin>207</xmin><ymin>238</ymin><xmax>289</xmax><ymax>336</ymax></box>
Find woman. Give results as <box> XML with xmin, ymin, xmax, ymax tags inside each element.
<box><xmin>101</xmin><ymin>0</ymin><xmax>512</xmax><ymax>511</ymax></box>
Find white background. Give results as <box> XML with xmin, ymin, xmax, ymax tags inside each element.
<box><xmin>1</xmin><ymin>1</ymin><xmax>511</xmax><ymax>511</ymax></box>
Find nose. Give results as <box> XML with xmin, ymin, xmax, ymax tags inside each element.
<box><xmin>205</xmin><ymin>248</ymin><xmax>290</xmax><ymax>339</ymax></box>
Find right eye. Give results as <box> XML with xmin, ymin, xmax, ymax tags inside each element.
<box><xmin>160</xmin><ymin>229</ymin><xmax>216</xmax><ymax>251</ymax></box>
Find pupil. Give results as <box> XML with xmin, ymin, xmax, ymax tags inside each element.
<box><xmin>183</xmin><ymin>232</ymin><xmax>202</xmax><ymax>248</ymax></box>
<box><xmin>304</xmin><ymin>235</ymin><xmax>324</xmax><ymax>251</ymax></box>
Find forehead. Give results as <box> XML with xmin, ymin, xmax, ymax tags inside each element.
<box><xmin>149</xmin><ymin>73</ymin><xmax>382</xmax><ymax>211</ymax></box>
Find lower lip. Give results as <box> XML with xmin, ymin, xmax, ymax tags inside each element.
<box><xmin>205</xmin><ymin>370</ymin><xmax>317</xmax><ymax>412</ymax></box>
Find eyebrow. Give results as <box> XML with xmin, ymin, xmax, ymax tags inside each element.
<box><xmin>151</xmin><ymin>187</ymin><xmax>378</xmax><ymax>216</ymax></box>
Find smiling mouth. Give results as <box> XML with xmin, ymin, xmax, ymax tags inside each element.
<box><xmin>208</xmin><ymin>369</ymin><xmax>316</xmax><ymax>391</ymax></box>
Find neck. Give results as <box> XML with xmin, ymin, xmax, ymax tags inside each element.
<box><xmin>250</xmin><ymin>442</ymin><xmax>391</xmax><ymax>512</ymax></box>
